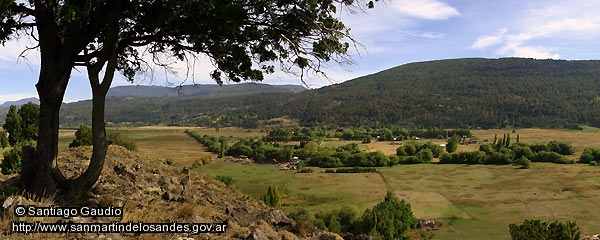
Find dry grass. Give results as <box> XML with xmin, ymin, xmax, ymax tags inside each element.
<box><xmin>469</xmin><ymin>128</ymin><xmax>600</xmax><ymax>155</ymax></box>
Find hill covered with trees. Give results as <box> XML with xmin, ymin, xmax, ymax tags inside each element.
<box><xmin>60</xmin><ymin>58</ymin><xmax>600</xmax><ymax>128</ymax></box>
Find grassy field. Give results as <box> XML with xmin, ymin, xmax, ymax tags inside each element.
<box><xmin>51</xmin><ymin>126</ymin><xmax>600</xmax><ymax>238</ymax></box>
<box><xmin>380</xmin><ymin>163</ymin><xmax>600</xmax><ymax>239</ymax></box>
<box><xmin>198</xmin><ymin>161</ymin><xmax>388</xmax><ymax>213</ymax></box>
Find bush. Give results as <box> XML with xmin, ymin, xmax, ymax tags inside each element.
<box><xmin>70</xmin><ymin>126</ymin><xmax>138</xmax><ymax>151</ymax></box>
<box><xmin>532</xmin><ymin>151</ymin><xmax>573</xmax><ymax>164</ymax></box>
<box><xmin>509</xmin><ymin>219</ymin><xmax>580</xmax><ymax>240</ymax></box>
<box><xmin>107</xmin><ymin>130</ymin><xmax>138</xmax><ymax>151</ymax></box>
<box><xmin>215</xmin><ymin>175</ymin><xmax>235</xmax><ymax>186</ymax></box>
<box><xmin>579</xmin><ymin>147</ymin><xmax>600</xmax><ymax>164</ymax></box>
<box><xmin>297</xmin><ymin>168</ymin><xmax>313</xmax><ymax>173</ymax></box>
<box><xmin>590</xmin><ymin>161</ymin><xmax>597</xmax><ymax>166</ymax></box>
<box><xmin>516</xmin><ymin>156</ymin><xmax>531</xmax><ymax>169</ymax></box>
<box><xmin>69</xmin><ymin>125</ymin><xmax>92</xmax><ymax>148</ymax></box>
<box><xmin>1</xmin><ymin>146</ymin><xmax>22</xmax><ymax>175</ymax></box>
<box><xmin>546</xmin><ymin>141</ymin><xmax>575</xmax><ymax>155</ymax></box>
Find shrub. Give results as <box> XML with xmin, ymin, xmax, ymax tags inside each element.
<box><xmin>546</xmin><ymin>141</ymin><xmax>575</xmax><ymax>155</ymax></box>
<box><xmin>215</xmin><ymin>175</ymin><xmax>235</xmax><ymax>186</ymax></box>
<box><xmin>579</xmin><ymin>147</ymin><xmax>600</xmax><ymax>164</ymax></box>
<box><xmin>107</xmin><ymin>130</ymin><xmax>138</xmax><ymax>151</ymax></box>
<box><xmin>69</xmin><ymin>126</ymin><xmax>138</xmax><ymax>152</ymax></box>
<box><xmin>590</xmin><ymin>161</ymin><xmax>598</xmax><ymax>166</ymax></box>
<box><xmin>509</xmin><ymin>219</ymin><xmax>580</xmax><ymax>240</ymax></box>
<box><xmin>532</xmin><ymin>151</ymin><xmax>573</xmax><ymax>164</ymax></box>
<box><xmin>69</xmin><ymin>125</ymin><xmax>92</xmax><ymax>148</ymax></box>
<box><xmin>516</xmin><ymin>156</ymin><xmax>531</xmax><ymax>169</ymax></box>
<box><xmin>297</xmin><ymin>168</ymin><xmax>313</xmax><ymax>173</ymax></box>
<box><xmin>1</xmin><ymin>146</ymin><xmax>22</xmax><ymax>175</ymax></box>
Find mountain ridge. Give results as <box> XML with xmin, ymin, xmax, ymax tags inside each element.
<box><xmin>47</xmin><ymin>58</ymin><xmax>600</xmax><ymax>128</ymax></box>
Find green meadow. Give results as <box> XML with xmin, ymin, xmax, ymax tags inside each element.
<box><xmin>51</xmin><ymin>126</ymin><xmax>600</xmax><ymax>239</ymax></box>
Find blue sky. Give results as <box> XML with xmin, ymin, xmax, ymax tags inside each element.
<box><xmin>1</xmin><ymin>0</ymin><xmax>600</xmax><ymax>104</ymax></box>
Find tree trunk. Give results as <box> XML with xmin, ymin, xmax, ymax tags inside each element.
<box><xmin>66</xmin><ymin>78</ymin><xmax>109</xmax><ymax>196</ymax></box>
<box><xmin>21</xmin><ymin>68</ymin><xmax>71</xmax><ymax>197</ymax></box>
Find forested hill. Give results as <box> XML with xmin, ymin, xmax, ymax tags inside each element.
<box><xmin>59</xmin><ymin>58</ymin><xmax>600</xmax><ymax>129</ymax></box>
<box><xmin>106</xmin><ymin>83</ymin><xmax>305</xmax><ymax>98</ymax></box>
<box><xmin>247</xmin><ymin>58</ymin><xmax>600</xmax><ymax>128</ymax></box>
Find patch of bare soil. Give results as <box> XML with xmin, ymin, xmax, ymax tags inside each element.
<box><xmin>1</xmin><ymin>146</ymin><xmax>338</xmax><ymax>239</ymax></box>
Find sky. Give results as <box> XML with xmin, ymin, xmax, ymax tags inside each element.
<box><xmin>1</xmin><ymin>0</ymin><xmax>600</xmax><ymax>104</ymax></box>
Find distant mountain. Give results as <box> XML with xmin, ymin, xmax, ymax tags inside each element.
<box><xmin>0</xmin><ymin>97</ymin><xmax>40</xmax><ymax>108</ymax></box>
<box><xmin>106</xmin><ymin>83</ymin><xmax>305</xmax><ymax>98</ymax></box>
<box><xmin>59</xmin><ymin>58</ymin><xmax>600</xmax><ymax>129</ymax></box>
<box><xmin>59</xmin><ymin>83</ymin><xmax>305</xmax><ymax>127</ymax></box>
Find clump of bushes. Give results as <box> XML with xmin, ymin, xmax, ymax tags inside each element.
<box><xmin>324</xmin><ymin>167</ymin><xmax>378</xmax><ymax>173</ymax></box>
<box><xmin>69</xmin><ymin>125</ymin><xmax>137</xmax><ymax>151</ymax></box>
<box><xmin>215</xmin><ymin>175</ymin><xmax>235</xmax><ymax>187</ymax></box>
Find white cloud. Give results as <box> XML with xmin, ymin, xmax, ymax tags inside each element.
<box><xmin>471</xmin><ymin>28</ymin><xmax>507</xmax><ymax>49</ymax></box>
<box><xmin>392</xmin><ymin>0</ymin><xmax>461</xmax><ymax>20</ymax></box>
<box><xmin>0</xmin><ymin>38</ymin><xmax>40</xmax><ymax>63</ymax></box>
<box><xmin>506</xmin><ymin>46</ymin><xmax>559</xmax><ymax>59</ymax></box>
<box><xmin>405</xmin><ymin>31</ymin><xmax>445</xmax><ymax>39</ymax></box>
<box><xmin>470</xmin><ymin>1</ymin><xmax>600</xmax><ymax>59</ymax></box>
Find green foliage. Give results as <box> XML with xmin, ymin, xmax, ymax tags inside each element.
<box><xmin>69</xmin><ymin>125</ymin><xmax>93</xmax><ymax>148</ymax></box>
<box><xmin>508</xmin><ymin>219</ymin><xmax>580</xmax><ymax>240</ymax></box>
<box><xmin>516</xmin><ymin>156</ymin><xmax>531</xmax><ymax>169</ymax></box>
<box><xmin>17</xmin><ymin>102</ymin><xmax>39</xmax><ymax>142</ymax></box>
<box><xmin>0</xmin><ymin>130</ymin><xmax>8</xmax><ymax>149</ymax></box>
<box><xmin>262</xmin><ymin>184</ymin><xmax>282</xmax><ymax>208</ymax></box>
<box><xmin>546</xmin><ymin>141</ymin><xmax>575</xmax><ymax>155</ymax></box>
<box><xmin>2</xmin><ymin>103</ymin><xmax>40</xmax><ymax>146</ymax></box>
<box><xmin>314</xmin><ymin>206</ymin><xmax>359</xmax><ymax>234</ymax></box>
<box><xmin>1</xmin><ymin>145</ymin><xmax>22</xmax><ymax>175</ymax></box>
<box><xmin>531</xmin><ymin>151</ymin><xmax>573</xmax><ymax>164</ymax></box>
<box><xmin>68</xmin><ymin>125</ymin><xmax>137</xmax><ymax>151</ymax></box>
<box><xmin>446</xmin><ymin>135</ymin><xmax>460</xmax><ymax>153</ymax></box>
<box><xmin>215</xmin><ymin>175</ymin><xmax>235</xmax><ymax>187</ymax></box>
<box><xmin>355</xmin><ymin>192</ymin><xmax>415</xmax><ymax>240</ymax></box>
<box><xmin>107</xmin><ymin>130</ymin><xmax>137</xmax><ymax>151</ymax></box>
<box><xmin>578</xmin><ymin>147</ymin><xmax>600</xmax><ymax>164</ymax></box>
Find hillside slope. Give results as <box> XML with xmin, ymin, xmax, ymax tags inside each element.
<box><xmin>1</xmin><ymin>146</ymin><xmax>332</xmax><ymax>239</ymax></box>
<box><xmin>59</xmin><ymin>58</ymin><xmax>600</xmax><ymax>128</ymax></box>
<box><xmin>106</xmin><ymin>83</ymin><xmax>305</xmax><ymax>98</ymax></box>
<box><xmin>258</xmin><ymin>58</ymin><xmax>600</xmax><ymax>128</ymax></box>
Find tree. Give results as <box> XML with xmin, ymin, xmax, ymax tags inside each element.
<box><xmin>2</xmin><ymin>0</ymin><xmax>375</xmax><ymax>196</ymax></box>
<box><xmin>446</xmin><ymin>135</ymin><xmax>459</xmax><ymax>153</ymax></box>
<box><xmin>2</xmin><ymin>105</ymin><xmax>22</xmax><ymax>146</ymax></box>
<box><xmin>0</xmin><ymin>130</ymin><xmax>8</xmax><ymax>149</ymax></box>
<box><xmin>355</xmin><ymin>191</ymin><xmax>414</xmax><ymax>240</ymax></box>
<box><xmin>262</xmin><ymin>184</ymin><xmax>282</xmax><ymax>208</ymax></box>
<box><xmin>3</xmin><ymin>103</ymin><xmax>39</xmax><ymax>146</ymax></box>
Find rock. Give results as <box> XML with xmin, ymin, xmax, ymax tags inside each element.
<box><xmin>162</xmin><ymin>191</ymin><xmax>171</xmax><ymax>201</ymax></box>
<box><xmin>246</xmin><ymin>229</ymin><xmax>269</xmax><ymax>240</ymax></box>
<box><xmin>260</xmin><ymin>209</ymin><xmax>295</xmax><ymax>227</ymax></box>
<box><xmin>113</xmin><ymin>163</ymin><xmax>136</xmax><ymax>181</ymax></box>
